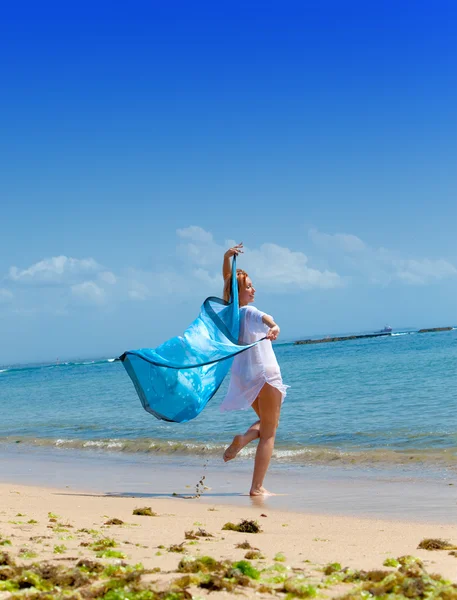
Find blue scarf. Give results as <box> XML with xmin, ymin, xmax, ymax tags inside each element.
<box><xmin>120</xmin><ymin>258</ymin><xmax>259</xmax><ymax>422</ymax></box>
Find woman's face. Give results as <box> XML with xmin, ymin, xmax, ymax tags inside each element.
<box><xmin>239</xmin><ymin>276</ymin><xmax>256</xmax><ymax>306</ymax></box>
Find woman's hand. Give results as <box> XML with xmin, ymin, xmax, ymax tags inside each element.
<box><xmin>266</xmin><ymin>325</ymin><xmax>280</xmax><ymax>341</ymax></box>
<box><xmin>223</xmin><ymin>243</ymin><xmax>244</xmax><ymax>282</ymax></box>
<box><xmin>224</xmin><ymin>243</ymin><xmax>244</xmax><ymax>258</ymax></box>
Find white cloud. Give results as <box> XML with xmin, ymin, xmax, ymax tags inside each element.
<box><xmin>124</xmin><ymin>268</ymin><xmax>188</xmax><ymax>301</ymax></box>
<box><xmin>0</xmin><ymin>288</ymin><xmax>13</xmax><ymax>302</ymax></box>
<box><xmin>5</xmin><ymin>257</ymin><xmax>118</xmax><ymax>311</ymax></box>
<box><xmin>309</xmin><ymin>228</ymin><xmax>367</xmax><ymax>252</ymax></box>
<box><xmin>128</xmin><ymin>287</ymin><xmax>149</xmax><ymax>301</ymax></box>
<box><xmin>98</xmin><ymin>271</ymin><xmax>117</xmax><ymax>285</ymax></box>
<box><xmin>309</xmin><ymin>228</ymin><xmax>457</xmax><ymax>286</ymax></box>
<box><xmin>176</xmin><ymin>227</ymin><xmax>222</xmax><ymax>269</ymax></box>
<box><xmin>391</xmin><ymin>258</ymin><xmax>457</xmax><ymax>285</ymax></box>
<box><xmin>192</xmin><ymin>268</ymin><xmax>223</xmax><ymax>288</ymax></box>
<box><xmin>242</xmin><ymin>243</ymin><xmax>342</xmax><ymax>290</ymax></box>
<box><xmin>0</xmin><ymin>228</ymin><xmax>343</xmax><ymax>317</ymax></box>
<box><xmin>126</xmin><ymin>272</ymin><xmax>153</xmax><ymax>301</ymax></box>
<box><xmin>177</xmin><ymin>228</ymin><xmax>342</xmax><ymax>291</ymax></box>
<box><xmin>71</xmin><ymin>281</ymin><xmax>105</xmax><ymax>304</ymax></box>
<box><xmin>177</xmin><ymin>225</ymin><xmax>214</xmax><ymax>244</ymax></box>
<box><xmin>9</xmin><ymin>256</ymin><xmax>102</xmax><ymax>285</ymax></box>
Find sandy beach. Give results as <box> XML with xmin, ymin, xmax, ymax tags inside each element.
<box><xmin>1</xmin><ymin>480</ymin><xmax>456</xmax><ymax>598</ymax></box>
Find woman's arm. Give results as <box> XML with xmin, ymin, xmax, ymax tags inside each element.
<box><xmin>262</xmin><ymin>314</ymin><xmax>280</xmax><ymax>341</ymax></box>
<box><xmin>222</xmin><ymin>243</ymin><xmax>244</xmax><ymax>280</ymax></box>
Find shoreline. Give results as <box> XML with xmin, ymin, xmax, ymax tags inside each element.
<box><xmin>2</xmin><ymin>436</ymin><xmax>456</xmax><ymax>470</ymax></box>
<box><xmin>0</xmin><ymin>481</ymin><xmax>456</xmax><ymax>599</ymax></box>
<box><xmin>1</xmin><ymin>444</ymin><xmax>455</xmax><ymax>524</ymax></box>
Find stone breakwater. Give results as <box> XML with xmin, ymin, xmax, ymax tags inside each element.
<box><xmin>295</xmin><ymin>326</ymin><xmax>454</xmax><ymax>345</ymax></box>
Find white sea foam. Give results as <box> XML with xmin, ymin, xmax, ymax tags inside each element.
<box><xmin>106</xmin><ymin>440</ymin><xmax>123</xmax><ymax>448</ymax></box>
<box><xmin>55</xmin><ymin>439</ymin><xmax>75</xmax><ymax>446</ymax></box>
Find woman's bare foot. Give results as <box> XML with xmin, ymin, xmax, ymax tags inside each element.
<box><xmin>223</xmin><ymin>434</ymin><xmax>245</xmax><ymax>462</ymax></box>
<box><xmin>249</xmin><ymin>486</ymin><xmax>275</xmax><ymax>496</ymax></box>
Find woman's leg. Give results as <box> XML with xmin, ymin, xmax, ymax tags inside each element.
<box><xmin>250</xmin><ymin>383</ymin><xmax>282</xmax><ymax>496</ymax></box>
<box><xmin>223</xmin><ymin>399</ymin><xmax>261</xmax><ymax>462</ymax></box>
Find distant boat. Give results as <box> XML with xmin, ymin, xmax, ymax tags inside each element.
<box><xmin>379</xmin><ymin>325</ymin><xmax>392</xmax><ymax>333</ymax></box>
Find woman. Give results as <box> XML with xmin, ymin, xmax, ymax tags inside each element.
<box><xmin>220</xmin><ymin>243</ymin><xmax>288</xmax><ymax>496</ymax></box>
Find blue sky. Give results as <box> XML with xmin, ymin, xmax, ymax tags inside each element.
<box><xmin>0</xmin><ymin>0</ymin><xmax>456</xmax><ymax>364</ymax></box>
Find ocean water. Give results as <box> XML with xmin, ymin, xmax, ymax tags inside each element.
<box><xmin>0</xmin><ymin>329</ymin><xmax>456</xmax><ymax>474</ymax></box>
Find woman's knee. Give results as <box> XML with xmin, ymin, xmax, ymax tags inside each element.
<box><xmin>259</xmin><ymin>418</ymin><xmax>278</xmax><ymax>440</ymax></box>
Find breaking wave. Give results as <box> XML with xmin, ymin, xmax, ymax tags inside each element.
<box><xmin>1</xmin><ymin>436</ymin><xmax>455</xmax><ymax>469</ymax></box>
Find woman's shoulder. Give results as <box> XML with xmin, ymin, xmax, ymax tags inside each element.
<box><xmin>240</xmin><ymin>305</ymin><xmax>266</xmax><ymax>323</ymax></box>
<box><xmin>240</xmin><ymin>305</ymin><xmax>263</xmax><ymax>315</ymax></box>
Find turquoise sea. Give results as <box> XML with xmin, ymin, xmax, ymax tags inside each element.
<box><xmin>1</xmin><ymin>329</ymin><xmax>456</xmax><ymax>475</ymax></box>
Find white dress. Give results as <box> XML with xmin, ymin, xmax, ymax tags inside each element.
<box><xmin>219</xmin><ymin>305</ymin><xmax>289</xmax><ymax>412</ymax></box>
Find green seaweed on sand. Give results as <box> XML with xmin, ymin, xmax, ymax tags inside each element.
<box><xmin>418</xmin><ymin>538</ymin><xmax>457</xmax><ymax>550</ymax></box>
<box><xmin>77</xmin><ymin>527</ymin><xmax>101</xmax><ymax>536</ymax></box>
<box><xmin>198</xmin><ymin>574</ymin><xmax>237</xmax><ymax>592</ymax></box>
<box><xmin>236</xmin><ymin>540</ymin><xmax>258</xmax><ymax>550</ymax></box>
<box><xmin>18</xmin><ymin>550</ymin><xmax>38</xmax><ymax>559</ymax></box>
<box><xmin>177</xmin><ymin>558</ymin><xmax>258</xmax><ymax>592</ymax></box>
<box><xmin>274</xmin><ymin>552</ymin><xmax>286</xmax><ymax>562</ymax></box>
<box><xmin>8</xmin><ymin>520</ymin><xmax>25</xmax><ymax>525</ymax></box>
<box><xmin>323</xmin><ymin>562</ymin><xmax>342</xmax><ymax>575</ymax></box>
<box><xmin>0</xmin><ymin>556</ymin><xmax>167</xmax><ymax>599</ymax></box>
<box><xmin>57</xmin><ymin>521</ymin><xmax>73</xmax><ymax>528</ymax></box>
<box><xmin>283</xmin><ymin>575</ymin><xmax>317</xmax><ymax>598</ymax></box>
<box><xmin>0</xmin><ymin>538</ymin><xmax>12</xmax><ymax>546</ymax></box>
<box><xmin>336</xmin><ymin>558</ymin><xmax>457</xmax><ymax>600</ymax></box>
<box><xmin>168</xmin><ymin>543</ymin><xmax>186</xmax><ymax>553</ymax></box>
<box><xmin>96</xmin><ymin>549</ymin><xmax>127</xmax><ymax>559</ymax></box>
<box><xmin>261</xmin><ymin>562</ymin><xmax>291</xmax><ymax>584</ymax></box>
<box><xmin>231</xmin><ymin>560</ymin><xmax>260</xmax><ymax>579</ymax></box>
<box><xmin>222</xmin><ymin>519</ymin><xmax>262</xmax><ymax>533</ymax></box>
<box><xmin>171</xmin><ymin>574</ymin><xmax>201</xmax><ymax>589</ymax></box>
<box><xmin>105</xmin><ymin>518</ymin><xmax>125</xmax><ymax>525</ymax></box>
<box><xmin>177</xmin><ymin>556</ymin><xmax>225</xmax><ymax>574</ymax></box>
<box><xmin>245</xmin><ymin>550</ymin><xmax>264</xmax><ymax>559</ymax></box>
<box><xmin>397</xmin><ymin>555</ymin><xmax>423</xmax><ymax>566</ymax></box>
<box><xmin>0</xmin><ymin>547</ymin><xmax>455</xmax><ymax>600</ymax></box>
<box><xmin>184</xmin><ymin>528</ymin><xmax>213</xmax><ymax>539</ymax></box>
<box><xmin>133</xmin><ymin>507</ymin><xmax>157</xmax><ymax>517</ymax></box>
<box><xmin>383</xmin><ymin>557</ymin><xmax>400</xmax><ymax>567</ymax></box>
<box><xmin>76</xmin><ymin>558</ymin><xmax>105</xmax><ymax>573</ymax></box>
<box><xmin>90</xmin><ymin>537</ymin><xmax>118</xmax><ymax>551</ymax></box>
<box><xmin>53</xmin><ymin>544</ymin><xmax>67</xmax><ymax>554</ymax></box>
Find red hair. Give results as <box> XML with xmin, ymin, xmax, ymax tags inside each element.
<box><xmin>223</xmin><ymin>269</ymin><xmax>248</xmax><ymax>303</ymax></box>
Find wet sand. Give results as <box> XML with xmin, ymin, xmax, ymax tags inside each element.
<box><xmin>0</xmin><ymin>444</ymin><xmax>455</xmax><ymax>523</ymax></box>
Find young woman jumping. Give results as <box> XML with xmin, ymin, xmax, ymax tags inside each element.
<box><xmin>219</xmin><ymin>243</ymin><xmax>288</xmax><ymax>496</ymax></box>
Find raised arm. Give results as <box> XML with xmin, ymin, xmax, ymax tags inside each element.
<box><xmin>222</xmin><ymin>243</ymin><xmax>244</xmax><ymax>281</ymax></box>
<box><xmin>262</xmin><ymin>313</ymin><xmax>280</xmax><ymax>341</ymax></box>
